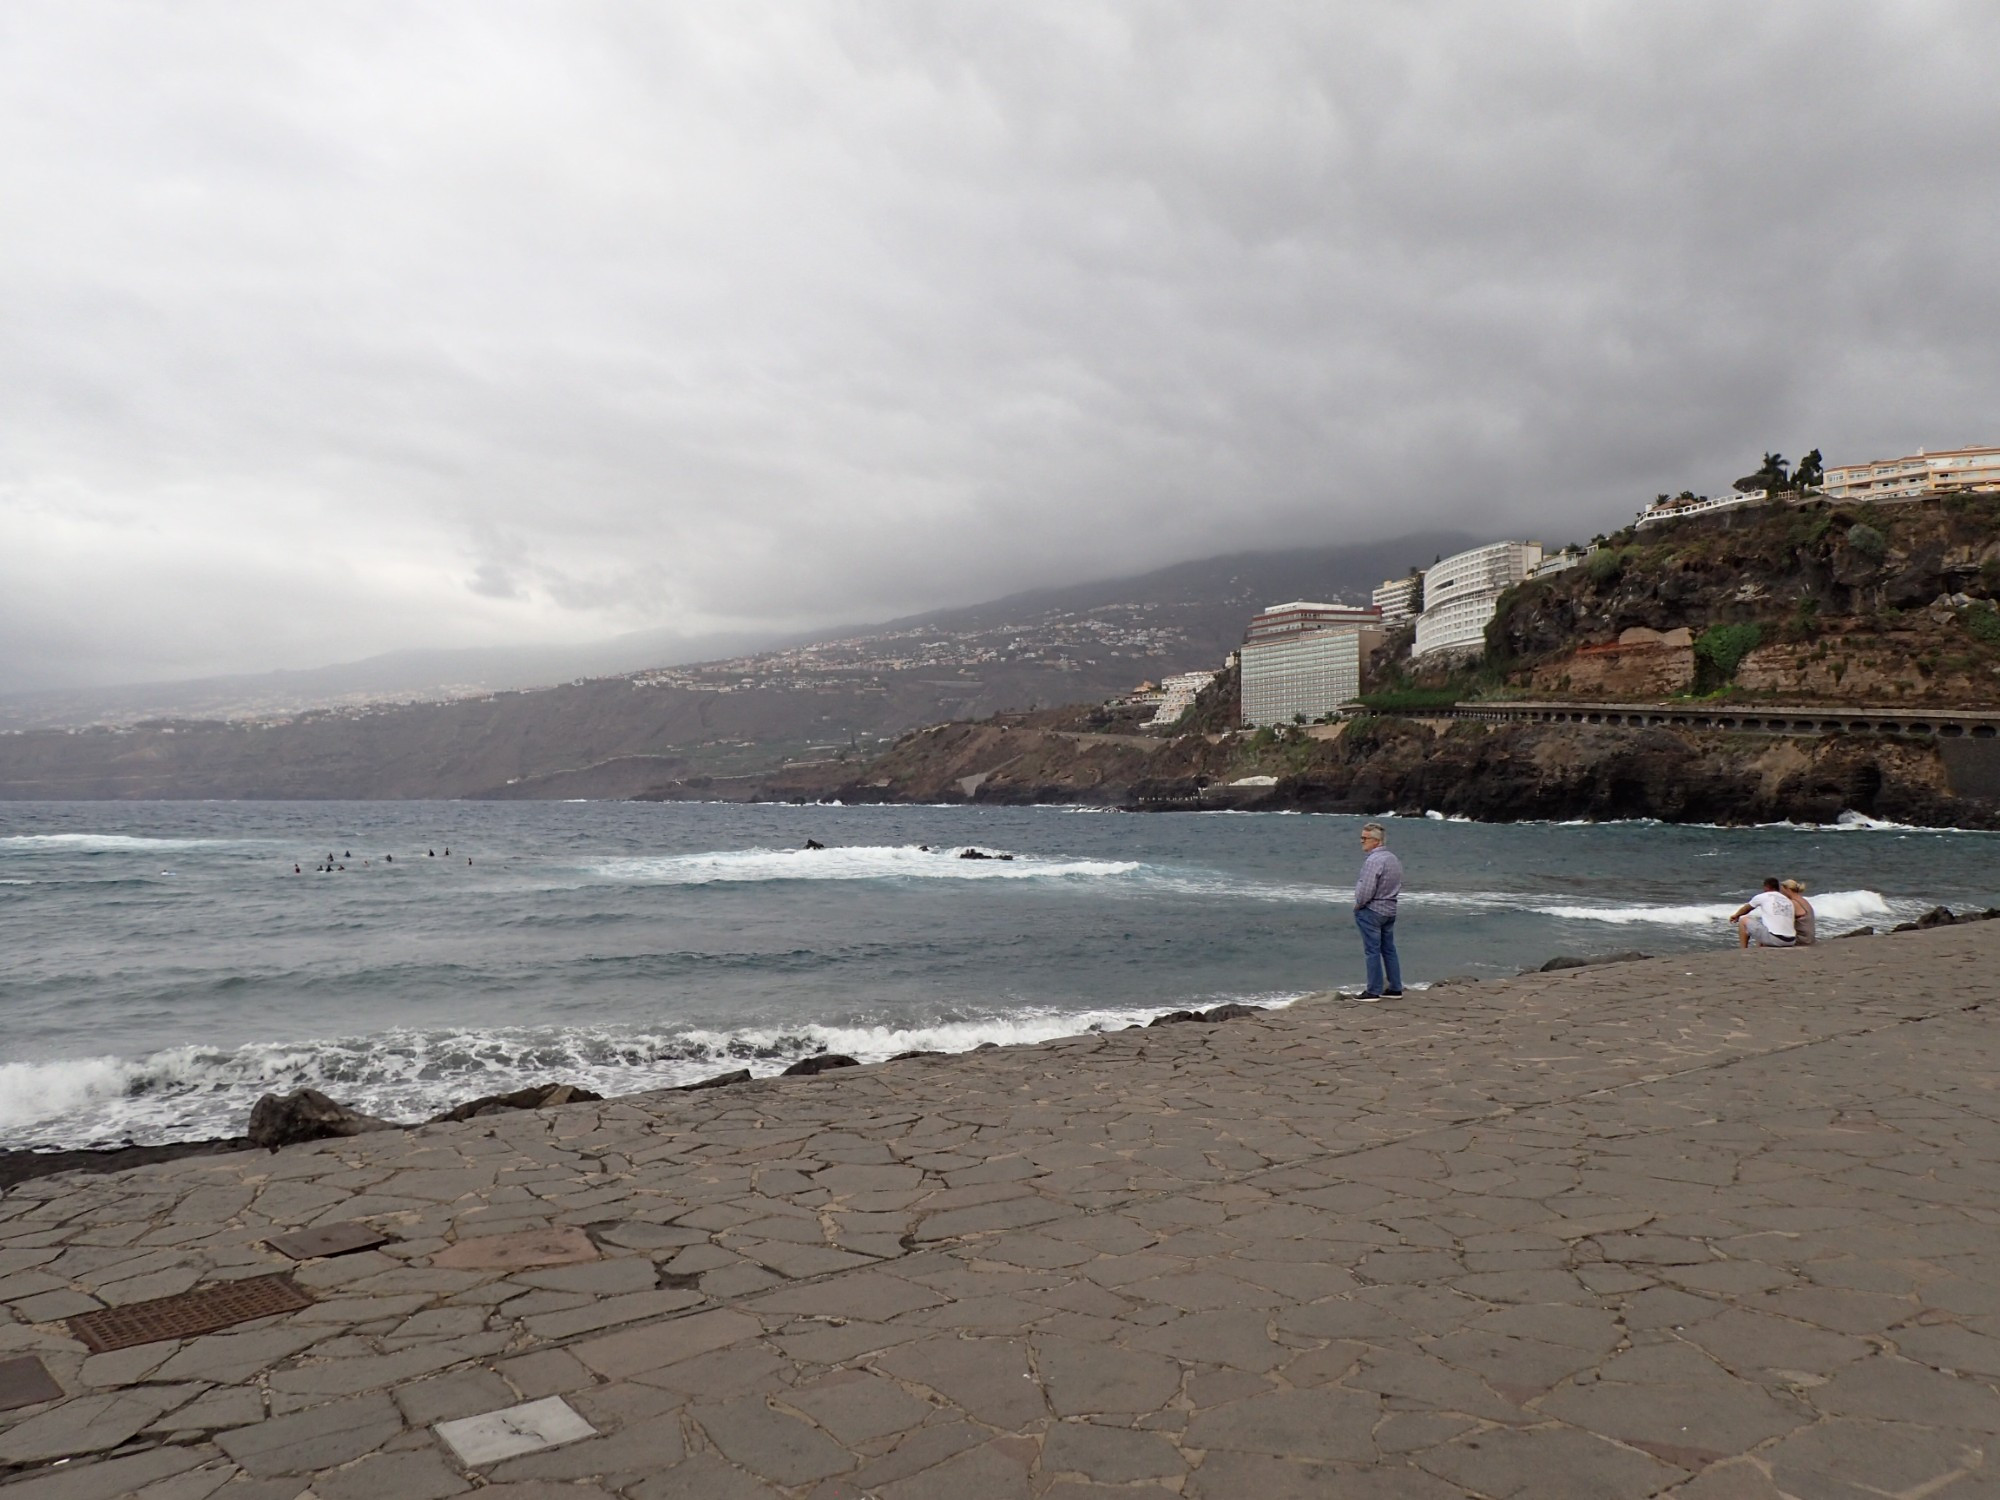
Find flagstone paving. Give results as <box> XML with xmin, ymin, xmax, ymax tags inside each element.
<box><xmin>5</xmin><ymin>923</ymin><xmax>2000</xmax><ymax>1497</ymax></box>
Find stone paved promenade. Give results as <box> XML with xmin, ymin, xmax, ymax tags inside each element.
<box><xmin>5</xmin><ymin>924</ymin><xmax>2000</xmax><ymax>1499</ymax></box>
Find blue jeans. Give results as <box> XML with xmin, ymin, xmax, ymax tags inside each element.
<box><xmin>1355</xmin><ymin>908</ymin><xmax>1401</xmax><ymax>994</ymax></box>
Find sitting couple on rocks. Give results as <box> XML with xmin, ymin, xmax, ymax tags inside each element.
<box><xmin>1731</xmin><ymin>877</ymin><xmax>1816</xmax><ymax>948</ymax></box>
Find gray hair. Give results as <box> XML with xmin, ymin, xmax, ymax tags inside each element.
<box><xmin>1361</xmin><ymin>822</ymin><xmax>1386</xmax><ymax>840</ymax></box>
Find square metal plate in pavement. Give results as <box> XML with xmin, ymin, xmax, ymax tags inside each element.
<box><xmin>435</xmin><ymin>1395</ymin><xmax>597</xmax><ymax>1466</ymax></box>
<box><xmin>0</xmin><ymin>1355</ymin><xmax>63</xmax><ymax>1412</ymax></box>
<box><xmin>265</xmin><ymin>1222</ymin><xmax>393</xmax><ymax>1259</ymax></box>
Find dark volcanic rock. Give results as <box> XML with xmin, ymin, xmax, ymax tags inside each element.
<box><xmin>889</xmin><ymin>1050</ymin><xmax>945</xmax><ymax>1061</ymax></box>
<box><xmin>1537</xmin><ymin>951</ymin><xmax>1652</xmax><ymax>973</ymax></box>
<box><xmin>678</xmin><ymin>1070</ymin><xmax>752</xmax><ymax>1091</ymax></box>
<box><xmin>1201</xmin><ymin>1003</ymin><xmax>1265</xmax><ymax>1022</ymax></box>
<box><xmin>247</xmin><ymin>1088</ymin><xmax>400</xmax><ymax>1149</ymax></box>
<box><xmin>1915</xmin><ymin>905</ymin><xmax>1959</xmax><ymax>929</ymax></box>
<box><xmin>1151</xmin><ymin>1004</ymin><xmax>1265</xmax><ymax>1026</ymax></box>
<box><xmin>428</xmin><ymin>1082</ymin><xmax>605</xmax><ymax>1123</ymax></box>
<box><xmin>782</xmin><ymin>1054</ymin><xmax>860</xmax><ymax>1076</ymax></box>
<box><xmin>0</xmin><ymin>1138</ymin><xmax>254</xmax><ymax>1191</ymax></box>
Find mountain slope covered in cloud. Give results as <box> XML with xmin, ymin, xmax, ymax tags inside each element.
<box><xmin>0</xmin><ymin>530</ymin><xmax>1471</xmax><ymax>795</ymax></box>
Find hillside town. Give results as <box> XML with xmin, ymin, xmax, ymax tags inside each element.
<box><xmin>1185</xmin><ymin>442</ymin><xmax>2000</xmax><ymax>729</ymax></box>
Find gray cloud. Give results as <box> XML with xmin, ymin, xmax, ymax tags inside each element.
<box><xmin>3</xmin><ymin>1</ymin><xmax>1997</xmax><ymax>689</ymax></box>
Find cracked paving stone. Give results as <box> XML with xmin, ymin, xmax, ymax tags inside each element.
<box><xmin>1041</xmin><ymin>1421</ymin><xmax>1187</xmax><ymax>1482</ymax></box>
<box><xmin>1183</xmin><ymin>1387</ymin><xmax>1380</xmax><ymax>1462</ymax></box>
<box><xmin>1415</xmin><ymin>1425</ymin><xmax>1691</xmax><ymax>1498</ymax></box>
<box><xmin>695</xmin><ymin>1394</ymin><xmax>856</xmax><ymax>1486</ymax></box>
<box><xmin>781</xmin><ymin>1370</ymin><xmax>935</xmax><ymax>1445</ymax></box>
<box><xmin>1035</xmin><ymin>1337</ymin><xmax>1183</xmax><ymax>1416</ymax></box>
<box><xmin>873</xmin><ymin>1335</ymin><xmax>1047</xmax><ymax>1429</ymax></box>
<box><xmin>216</xmin><ymin>1391</ymin><xmax>406</xmax><ymax>1477</ymax></box>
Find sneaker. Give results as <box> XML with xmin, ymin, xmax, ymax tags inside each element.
<box><xmin>1382</xmin><ymin>989</ymin><xmax>1404</xmax><ymax>997</ymax></box>
<box><xmin>1355</xmin><ymin>992</ymin><xmax>1383</xmax><ymax>1002</ymax></box>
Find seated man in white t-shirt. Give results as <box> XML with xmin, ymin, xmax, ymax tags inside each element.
<box><xmin>1730</xmin><ymin>877</ymin><xmax>1798</xmax><ymax>949</ymax></box>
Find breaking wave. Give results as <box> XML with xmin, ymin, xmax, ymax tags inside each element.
<box><xmin>1524</xmin><ymin>888</ymin><xmax>1903</xmax><ymax>928</ymax></box>
<box><xmin>0</xmin><ymin>834</ymin><xmax>242</xmax><ymax>851</ymax></box>
<box><xmin>592</xmin><ymin>844</ymin><xmax>1141</xmax><ymax>885</ymax></box>
<box><xmin>0</xmin><ymin>1000</ymin><xmax>1299</xmax><ymax>1150</ymax></box>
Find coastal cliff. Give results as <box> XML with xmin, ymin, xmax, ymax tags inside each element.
<box><xmin>1484</xmin><ymin>492</ymin><xmax>2000</xmax><ymax>702</ymax></box>
<box><xmin>647</xmin><ymin>494</ymin><xmax>2000</xmax><ymax>828</ymax></box>
<box><xmin>642</xmin><ymin>713</ymin><xmax>1997</xmax><ymax>828</ymax></box>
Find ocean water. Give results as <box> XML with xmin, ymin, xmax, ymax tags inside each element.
<box><xmin>4</xmin><ymin>800</ymin><xmax>1996</xmax><ymax>1150</ymax></box>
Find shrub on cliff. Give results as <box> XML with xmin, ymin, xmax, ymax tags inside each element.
<box><xmin>1846</xmin><ymin>522</ymin><xmax>1888</xmax><ymax>561</ymax></box>
<box><xmin>1693</xmin><ymin>622</ymin><xmax>1763</xmax><ymax>691</ymax></box>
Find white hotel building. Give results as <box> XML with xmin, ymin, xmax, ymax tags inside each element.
<box><xmin>1411</xmin><ymin>541</ymin><xmax>1543</xmax><ymax>661</ymax></box>
<box><xmin>1239</xmin><ymin>602</ymin><xmax>1383</xmax><ymax>726</ymax></box>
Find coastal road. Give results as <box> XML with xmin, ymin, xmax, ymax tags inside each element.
<box><xmin>5</xmin><ymin>925</ymin><xmax>2000</xmax><ymax>1496</ymax></box>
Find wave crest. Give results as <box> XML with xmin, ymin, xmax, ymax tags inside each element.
<box><xmin>593</xmin><ymin>845</ymin><xmax>1142</xmax><ymax>885</ymax></box>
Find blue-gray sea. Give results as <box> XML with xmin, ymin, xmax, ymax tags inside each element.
<box><xmin>4</xmin><ymin>800</ymin><xmax>1997</xmax><ymax>1150</ymax></box>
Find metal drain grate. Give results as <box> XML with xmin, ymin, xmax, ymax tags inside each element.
<box><xmin>66</xmin><ymin>1273</ymin><xmax>314</xmax><ymax>1352</ymax></box>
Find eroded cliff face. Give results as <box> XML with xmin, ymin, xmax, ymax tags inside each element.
<box><xmin>657</xmin><ymin>715</ymin><xmax>1997</xmax><ymax>830</ymax></box>
<box><xmin>1489</xmin><ymin>495</ymin><xmax>2000</xmax><ymax>704</ymax></box>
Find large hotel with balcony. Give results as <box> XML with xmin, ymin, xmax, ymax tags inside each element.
<box><xmin>1821</xmin><ymin>445</ymin><xmax>2000</xmax><ymax>503</ymax></box>
<box><xmin>1412</xmin><ymin>541</ymin><xmax>1545</xmax><ymax>661</ymax></box>
<box><xmin>1239</xmin><ymin>602</ymin><xmax>1383</xmax><ymax>726</ymax></box>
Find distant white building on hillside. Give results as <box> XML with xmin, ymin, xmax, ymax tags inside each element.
<box><xmin>1240</xmin><ymin>602</ymin><xmax>1384</xmax><ymax>726</ymax></box>
<box><xmin>1147</xmin><ymin>671</ymin><xmax>1217</xmax><ymax>727</ymax></box>
<box><xmin>1531</xmin><ymin>546</ymin><xmax>1587</xmax><ymax>577</ymax></box>
<box><xmin>1412</xmin><ymin>541</ymin><xmax>1542</xmax><ymax>661</ymax></box>
<box><xmin>1371</xmin><ymin>576</ymin><xmax>1421</xmax><ymax>624</ymax></box>
<box><xmin>1635</xmin><ymin>490</ymin><xmax>1771</xmax><ymax>528</ymax></box>
<box><xmin>1822</xmin><ymin>445</ymin><xmax>2000</xmax><ymax>503</ymax></box>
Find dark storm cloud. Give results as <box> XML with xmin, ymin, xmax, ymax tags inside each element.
<box><xmin>3</xmin><ymin>1</ymin><xmax>1997</xmax><ymax>688</ymax></box>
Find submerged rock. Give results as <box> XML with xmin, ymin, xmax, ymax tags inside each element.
<box><xmin>783</xmin><ymin>1054</ymin><xmax>860</xmax><ymax>1076</ymax></box>
<box><xmin>248</xmin><ymin>1088</ymin><xmax>400</xmax><ymax>1149</ymax></box>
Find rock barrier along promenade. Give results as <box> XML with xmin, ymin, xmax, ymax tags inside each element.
<box><xmin>5</xmin><ymin>925</ymin><xmax>2000</xmax><ymax>1499</ymax></box>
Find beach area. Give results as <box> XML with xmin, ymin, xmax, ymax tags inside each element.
<box><xmin>4</xmin><ymin>920</ymin><xmax>2000</xmax><ymax>1497</ymax></box>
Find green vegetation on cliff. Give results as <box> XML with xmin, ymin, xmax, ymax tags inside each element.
<box><xmin>1482</xmin><ymin>493</ymin><xmax>2000</xmax><ymax>705</ymax></box>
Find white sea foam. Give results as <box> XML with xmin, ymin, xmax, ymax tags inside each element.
<box><xmin>1526</xmin><ymin>888</ymin><xmax>1900</xmax><ymax>928</ymax></box>
<box><xmin>592</xmin><ymin>845</ymin><xmax>1142</xmax><ymax>885</ymax></box>
<box><xmin>0</xmin><ymin>834</ymin><xmax>237</xmax><ymax>851</ymax></box>
<box><xmin>0</xmin><ymin>999</ymin><xmax>1304</xmax><ymax>1149</ymax></box>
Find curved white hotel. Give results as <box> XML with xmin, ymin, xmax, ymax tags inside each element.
<box><xmin>1412</xmin><ymin>541</ymin><xmax>1543</xmax><ymax>660</ymax></box>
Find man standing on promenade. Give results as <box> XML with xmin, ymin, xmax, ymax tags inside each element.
<box><xmin>1354</xmin><ymin>821</ymin><xmax>1404</xmax><ymax>1000</ymax></box>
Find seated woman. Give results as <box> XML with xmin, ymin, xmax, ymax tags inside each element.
<box><xmin>1729</xmin><ymin>878</ymin><xmax>1798</xmax><ymax>948</ymax></box>
<box><xmin>1782</xmin><ymin>879</ymin><xmax>1816</xmax><ymax>945</ymax></box>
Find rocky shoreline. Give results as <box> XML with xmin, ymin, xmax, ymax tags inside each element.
<box><xmin>638</xmin><ymin>716</ymin><xmax>2000</xmax><ymax>830</ymax></box>
<box><xmin>14</xmin><ymin>906</ymin><xmax>1994</xmax><ymax>1194</ymax></box>
<box><xmin>6</xmin><ymin>922</ymin><xmax>2000</xmax><ymax>1495</ymax></box>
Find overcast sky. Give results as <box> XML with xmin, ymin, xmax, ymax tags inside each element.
<box><xmin>3</xmin><ymin>2</ymin><xmax>1997</xmax><ymax>690</ymax></box>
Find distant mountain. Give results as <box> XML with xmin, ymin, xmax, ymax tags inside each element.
<box><xmin>0</xmin><ymin>529</ymin><xmax>1476</xmax><ymax>798</ymax></box>
<box><xmin>880</xmin><ymin>532</ymin><xmax>1475</xmax><ymax>660</ymax></box>
<box><xmin>0</xmin><ymin>627</ymin><xmax>795</xmax><ymax>732</ymax></box>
